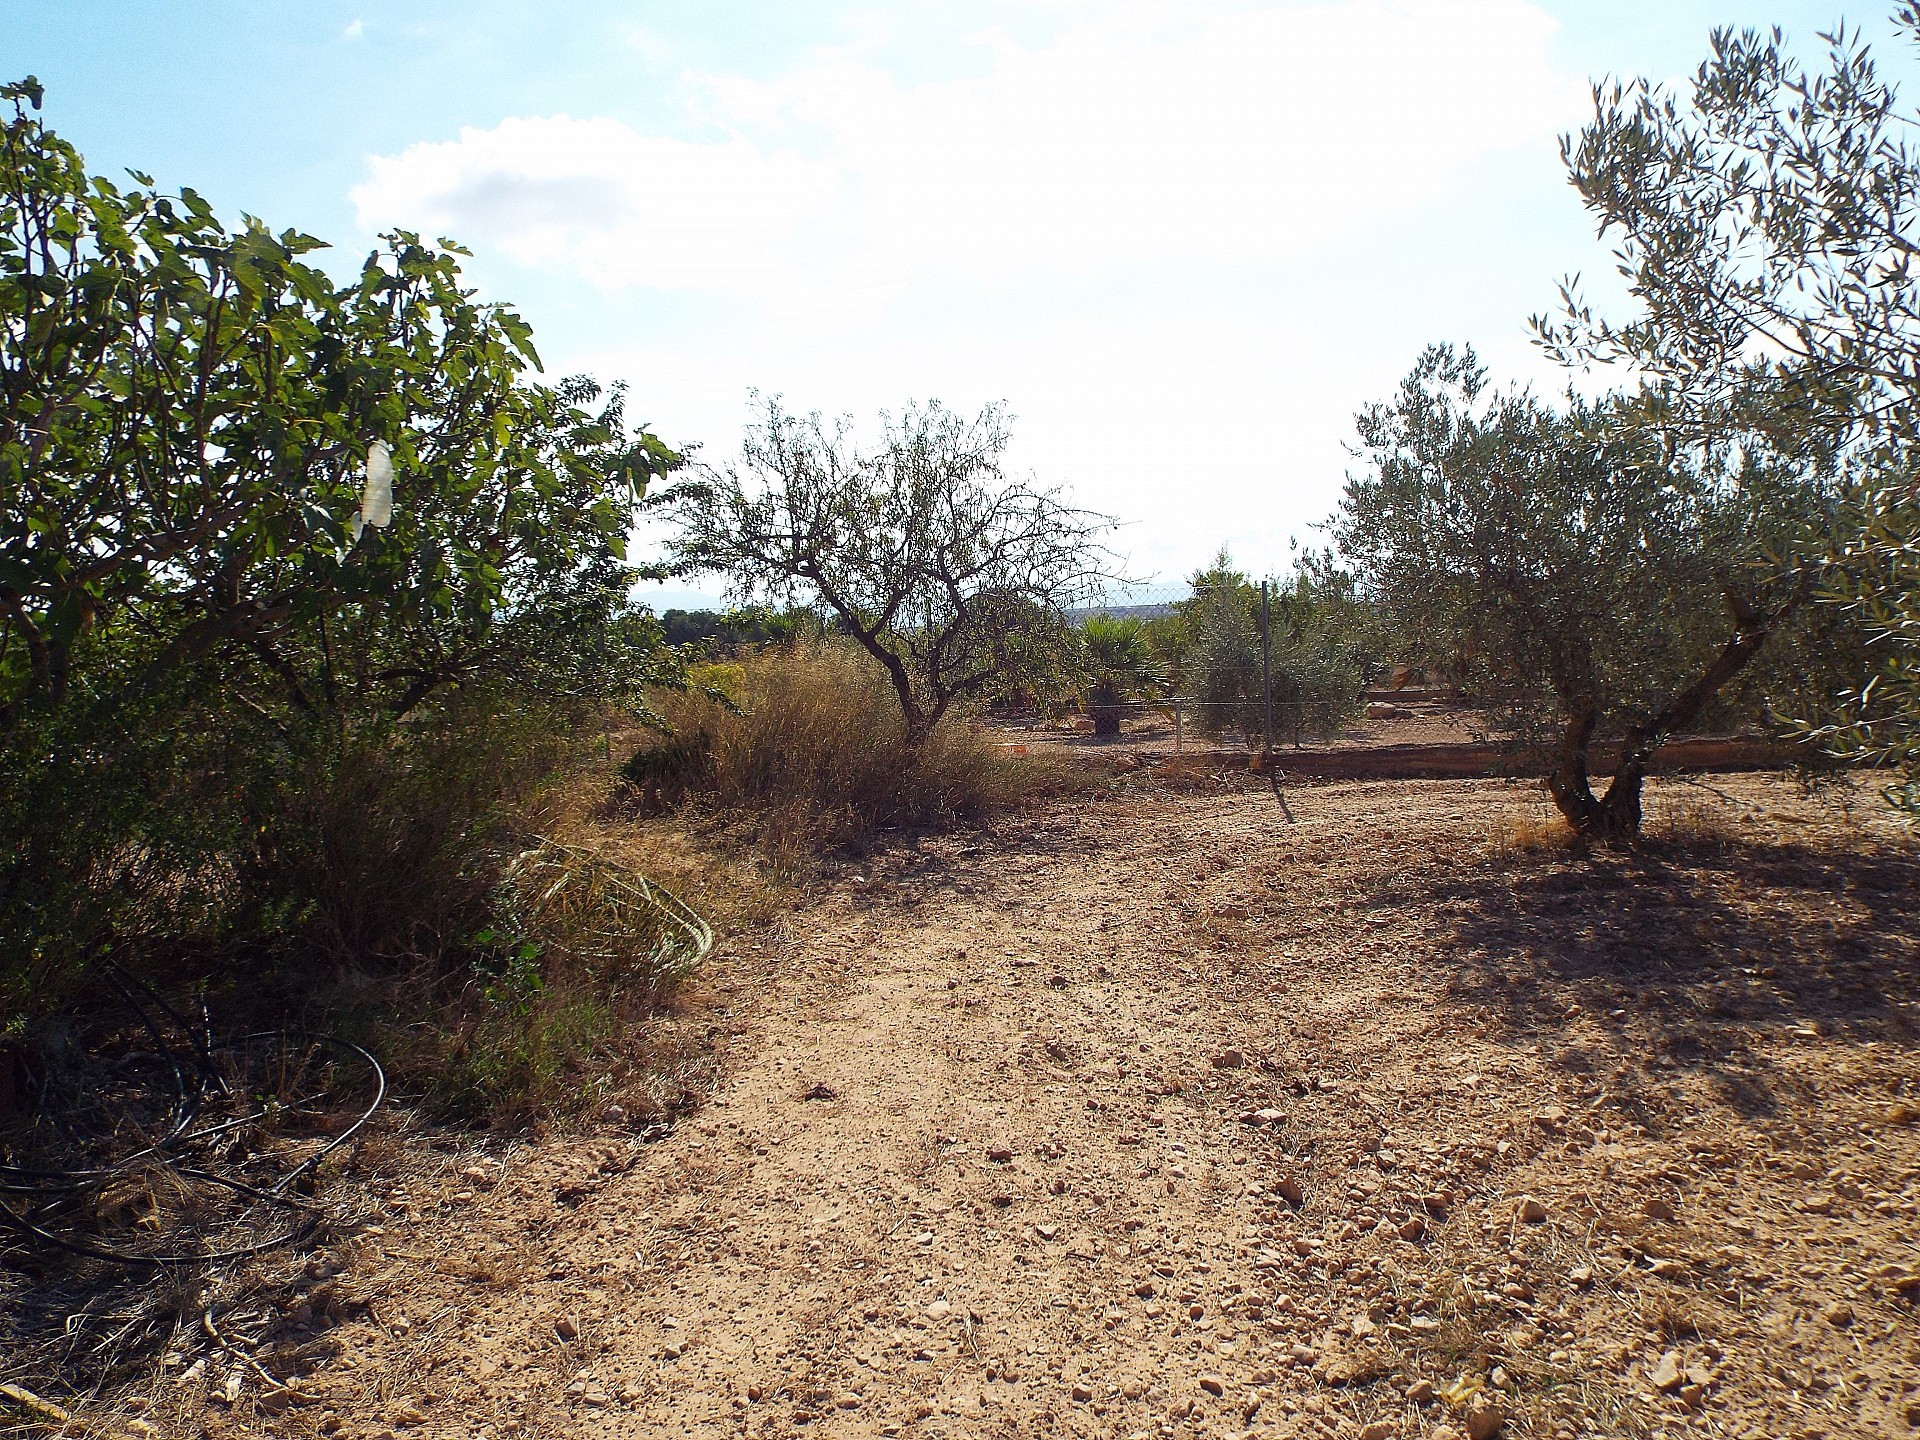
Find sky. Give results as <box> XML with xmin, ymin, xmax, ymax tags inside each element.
<box><xmin>5</xmin><ymin>1</ymin><xmax>1911</xmax><ymax>602</ymax></box>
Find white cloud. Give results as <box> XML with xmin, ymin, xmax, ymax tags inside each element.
<box><xmin>343</xmin><ymin>17</ymin><xmax>364</xmax><ymax>41</ymax></box>
<box><xmin>348</xmin><ymin>0</ymin><xmax>1594</xmax><ymax>578</ymax></box>
<box><xmin>357</xmin><ymin>116</ymin><xmax>827</xmax><ymax>290</ymax></box>
<box><xmin>352</xmin><ymin>0</ymin><xmax>1582</xmax><ymax>298</ymax></box>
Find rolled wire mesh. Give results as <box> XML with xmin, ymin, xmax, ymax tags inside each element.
<box><xmin>500</xmin><ymin>839</ymin><xmax>713</xmax><ymax>988</ymax></box>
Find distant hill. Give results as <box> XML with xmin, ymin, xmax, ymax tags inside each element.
<box><xmin>1066</xmin><ymin>601</ymin><xmax>1179</xmax><ymax>621</ymax></box>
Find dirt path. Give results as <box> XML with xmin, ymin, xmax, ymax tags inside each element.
<box><xmin>265</xmin><ymin>777</ymin><xmax>1919</xmax><ymax>1440</ymax></box>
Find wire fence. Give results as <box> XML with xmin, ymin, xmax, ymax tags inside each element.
<box><xmin>1066</xmin><ymin>576</ymin><xmax>1360</xmax><ymax>753</ymax></box>
<box><xmin>992</xmin><ymin>697</ymin><xmax>1362</xmax><ymax>752</ymax></box>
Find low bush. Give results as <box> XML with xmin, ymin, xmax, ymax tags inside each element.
<box><xmin>623</xmin><ymin>641</ymin><xmax>1063</xmax><ymax>856</ymax></box>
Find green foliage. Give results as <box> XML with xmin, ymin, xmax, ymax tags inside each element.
<box><xmin>661</xmin><ymin>604</ymin><xmax>822</xmax><ymax>654</ymax></box>
<box><xmin>1183</xmin><ymin>555</ymin><xmax>1264</xmax><ymax>742</ymax></box>
<box><xmin>1149</xmin><ymin>550</ymin><xmax>1364</xmax><ymax>747</ymax></box>
<box><xmin>0</xmin><ymin>81</ymin><xmax>686</xmax><ymax>1028</ymax></box>
<box><xmin>1077</xmin><ymin>614</ymin><xmax>1165</xmax><ymax>735</ymax></box>
<box><xmin>1537</xmin><ymin>11</ymin><xmax>1920</xmax><ymax>806</ymax></box>
<box><xmin>1339</xmin><ymin>345</ymin><xmax>1846</xmax><ymax>835</ymax></box>
<box><xmin>1796</xmin><ymin>473</ymin><xmax>1920</xmax><ymax>809</ymax></box>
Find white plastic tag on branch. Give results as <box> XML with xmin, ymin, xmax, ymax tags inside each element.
<box><xmin>352</xmin><ymin>441</ymin><xmax>394</xmax><ymax>541</ymax></box>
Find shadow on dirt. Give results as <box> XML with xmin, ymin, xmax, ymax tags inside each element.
<box><xmin>1379</xmin><ymin>834</ymin><xmax>1920</xmax><ymax>1128</ymax></box>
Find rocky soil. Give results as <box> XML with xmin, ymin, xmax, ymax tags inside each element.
<box><xmin>129</xmin><ymin>772</ymin><xmax>1920</xmax><ymax>1440</ymax></box>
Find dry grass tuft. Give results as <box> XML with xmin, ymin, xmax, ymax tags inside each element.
<box><xmin>1487</xmin><ymin>805</ymin><xmax>1576</xmax><ymax>855</ymax></box>
<box><xmin>622</xmin><ymin>641</ymin><xmax>1072</xmax><ymax>862</ymax></box>
<box><xmin>1640</xmin><ymin>789</ymin><xmax>1746</xmax><ymax>850</ymax></box>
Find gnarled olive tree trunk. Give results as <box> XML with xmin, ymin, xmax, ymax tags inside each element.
<box><xmin>1545</xmin><ymin>591</ymin><xmax>1790</xmax><ymax>840</ymax></box>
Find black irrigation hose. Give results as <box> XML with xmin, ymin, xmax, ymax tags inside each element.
<box><xmin>0</xmin><ymin>985</ymin><xmax>387</xmax><ymax>1268</ymax></box>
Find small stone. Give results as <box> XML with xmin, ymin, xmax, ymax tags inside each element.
<box><xmin>1430</xmin><ymin>1428</ymin><xmax>1464</xmax><ymax>1440</ymax></box>
<box><xmin>1422</xmin><ymin>1191</ymin><xmax>1452</xmax><ymax>1216</ymax></box>
<box><xmin>1198</xmin><ymin>1375</ymin><xmax>1226</xmax><ymax>1397</ymax></box>
<box><xmin>1464</xmin><ymin>1396</ymin><xmax>1505</xmax><ymax>1440</ymax></box>
<box><xmin>1643</xmin><ymin>1196</ymin><xmax>1676</xmax><ymax>1222</ymax></box>
<box><xmin>1517</xmin><ymin>1196</ymin><xmax>1548</xmax><ymax>1224</ymax></box>
<box><xmin>1242</xmin><ymin>1107</ymin><xmax>1289</xmax><ymax>1127</ymax></box>
<box><xmin>836</xmin><ymin>1393</ymin><xmax>861</xmax><ymax>1409</ymax></box>
<box><xmin>1568</xmin><ymin>1265</ymin><xmax>1593</xmax><ymax>1288</ymax></box>
<box><xmin>1397</xmin><ymin>1215</ymin><xmax>1427</xmax><ymax>1241</ymax></box>
<box><xmin>1071</xmin><ymin>1382</ymin><xmax>1093</xmax><ymax>1402</ymax></box>
<box><xmin>1274</xmin><ymin>1175</ymin><xmax>1305</xmax><ymax>1207</ymax></box>
<box><xmin>1822</xmin><ymin>1300</ymin><xmax>1853</xmax><ymax>1327</ymax></box>
<box><xmin>1799</xmin><ymin>1192</ymin><xmax>1835</xmax><ymax>1215</ymax></box>
<box><xmin>1134</xmin><ymin>1280</ymin><xmax>1156</xmax><ymax>1298</ymax></box>
<box><xmin>1405</xmin><ymin>1379</ymin><xmax>1435</xmax><ymax>1404</ymax></box>
<box><xmin>553</xmin><ymin>1317</ymin><xmax>578</xmax><ymax>1340</ymax></box>
<box><xmin>1650</xmin><ymin>1349</ymin><xmax>1684</xmax><ymax>1392</ymax></box>
<box><xmin>746</xmin><ymin>1386</ymin><xmax>764</xmax><ymax>1403</ymax></box>
<box><xmin>1885</xmin><ymin>1101</ymin><xmax>1916</xmax><ymax>1125</ymax></box>
<box><xmin>1532</xmin><ymin>1106</ymin><xmax>1567</xmax><ymax>1133</ymax></box>
<box><xmin>987</xmin><ymin>1146</ymin><xmax>1014</xmax><ymax>1164</ymax></box>
<box><xmin>989</xmin><ymin>1193</ymin><xmax>1013</xmax><ymax>1208</ymax></box>
<box><xmin>1359</xmin><ymin>1423</ymin><xmax>1398</xmax><ymax>1440</ymax></box>
<box><xmin>925</xmin><ymin>1299</ymin><xmax>953</xmax><ymax>1320</ymax></box>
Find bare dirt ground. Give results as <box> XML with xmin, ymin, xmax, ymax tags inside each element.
<box><xmin>132</xmin><ymin>772</ymin><xmax>1920</xmax><ymax>1440</ymax></box>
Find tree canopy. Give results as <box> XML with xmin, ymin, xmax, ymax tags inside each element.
<box><xmin>668</xmin><ymin>394</ymin><xmax>1111</xmax><ymax>742</ymax></box>
<box><xmin>0</xmin><ymin>76</ymin><xmax>680</xmax><ymax>733</ymax></box>
<box><xmin>0</xmin><ymin>77</ymin><xmax>683</xmax><ymax>988</ymax></box>
<box><xmin>1339</xmin><ymin>345</ymin><xmax>1845</xmax><ymax>836</ymax></box>
<box><xmin>1536</xmin><ymin>11</ymin><xmax>1920</xmax><ymax>808</ymax></box>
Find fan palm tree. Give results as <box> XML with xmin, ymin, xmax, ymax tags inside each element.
<box><xmin>1080</xmin><ymin>615</ymin><xmax>1167</xmax><ymax>738</ymax></box>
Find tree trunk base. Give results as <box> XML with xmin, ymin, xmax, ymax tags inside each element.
<box><xmin>1549</xmin><ymin>766</ymin><xmax>1645</xmax><ymax>840</ymax></box>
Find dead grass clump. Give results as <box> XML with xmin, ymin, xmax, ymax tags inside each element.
<box><xmin>624</xmin><ymin>641</ymin><xmax>1068</xmax><ymax>856</ymax></box>
<box><xmin>1640</xmin><ymin>789</ymin><xmax>1745</xmax><ymax>850</ymax></box>
<box><xmin>1487</xmin><ymin>806</ymin><xmax>1576</xmax><ymax>855</ymax></box>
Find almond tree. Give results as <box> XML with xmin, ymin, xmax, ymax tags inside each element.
<box><xmin>669</xmin><ymin>394</ymin><xmax>1112</xmax><ymax>744</ymax></box>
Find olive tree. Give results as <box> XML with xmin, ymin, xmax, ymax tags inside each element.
<box><xmin>1535</xmin><ymin>10</ymin><xmax>1920</xmax><ymax>806</ymax></box>
<box><xmin>1339</xmin><ymin>345</ymin><xmax>1835</xmax><ymax>838</ymax></box>
<box><xmin>669</xmin><ymin>394</ymin><xmax>1111</xmax><ymax>743</ymax></box>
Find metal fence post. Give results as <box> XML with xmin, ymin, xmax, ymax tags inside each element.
<box><xmin>1174</xmin><ymin>696</ymin><xmax>1183</xmax><ymax>752</ymax></box>
<box><xmin>1260</xmin><ymin>580</ymin><xmax>1273</xmax><ymax>760</ymax></box>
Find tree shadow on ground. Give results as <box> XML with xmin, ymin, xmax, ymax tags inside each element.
<box><xmin>1373</xmin><ymin>832</ymin><xmax>1920</xmax><ymax>1129</ymax></box>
